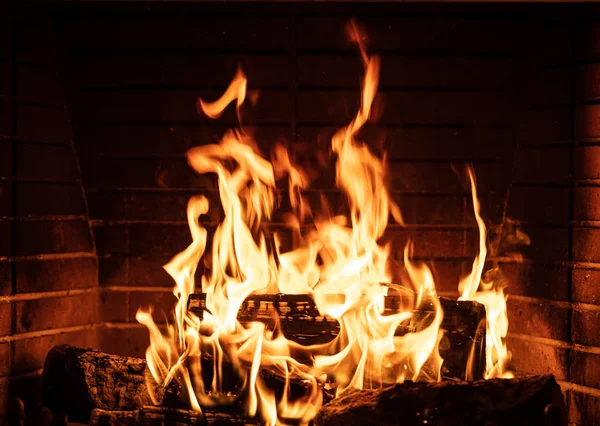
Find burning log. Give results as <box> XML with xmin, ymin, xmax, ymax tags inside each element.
<box><xmin>41</xmin><ymin>345</ymin><xmax>161</xmax><ymax>424</ymax></box>
<box><xmin>40</xmin><ymin>345</ymin><xmax>329</xmax><ymax>423</ymax></box>
<box><xmin>313</xmin><ymin>375</ymin><xmax>566</xmax><ymax>426</ymax></box>
<box><xmin>41</xmin><ymin>346</ymin><xmax>566</xmax><ymax>426</ymax></box>
<box><xmin>188</xmin><ymin>294</ymin><xmax>487</xmax><ymax>380</ymax></box>
<box><xmin>89</xmin><ymin>407</ymin><xmax>261</xmax><ymax>426</ymax></box>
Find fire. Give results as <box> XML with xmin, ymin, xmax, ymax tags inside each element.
<box><xmin>137</xmin><ymin>20</ymin><xmax>512</xmax><ymax>424</ymax></box>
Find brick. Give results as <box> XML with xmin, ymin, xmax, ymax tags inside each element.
<box><xmin>0</xmin><ymin>260</ymin><xmax>11</xmax><ymax>297</ymax></box>
<box><xmin>97</xmin><ymin>326</ymin><xmax>148</xmax><ymax>359</ymax></box>
<box><xmin>0</xmin><ymin>142</ymin><xmax>12</xmax><ymax>178</ymax></box>
<box><xmin>69</xmin><ymin>54</ymin><xmax>291</xmax><ymax>88</ymax></box>
<box><xmin>0</xmin><ymin>181</ymin><xmax>12</xmax><ymax>217</ymax></box>
<box><xmin>15</xmin><ymin>220</ymin><xmax>93</xmax><ymax>255</ymax></box>
<box><xmin>382</xmin><ymin>227</ymin><xmax>466</xmax><ymax>260</ymax></box>
<box><xmin>518</xmin><ymin>21</ymin><xmax>572</xmax><ymax>64</ymax></box>
<box><xmin>0</xmin><ymin>301</ymin><xmax>10</xmax><ymax>337</ymax></box>
<box><xmin>386</xmin><ymin>162</ymin><xmax>504</xmax><ymax>194</ymax></box>
<box><xmin>0</xmin><ymin>62</ymin><xmax>11</xmax><ymax>97</ymax></box>
<box><xmin>128</xmin><ymin>223</ymin><xmax>191</xmax><ymax>256</ymax></box>
<box><xmin>576</xmin><ymin>22</ymin><xmax>600</xmax><ymax>62</ymax></box>
<box><xmin>576</xmin><ymin>105</ymin><xmax>600</xmax><ymax>140</ymax></box>
<box><xmin>574</xmin><ymin>187</ymin><xmax>600</xmax><ymax>222</ymax></box>
<box><xmin>426</xmin><ymin>260</ymin><xmax>463</xmax><ymax>295</ymax></box>
<box><xmin>0</xmin><ymin>100</ymin><xmax>12</xmax><ymax>137</ymax></box>
<box><xmin>571</xmin><ymin>350</ymin><xmax>600</xmax><ymax>389</ymax></box>
<box><xmin>128</xmin><ymin>291</ymin><xmax>177</xmax><ymax>324</ymax></box>
<box><xmin>506</xmin><ymin>337</ymin><xmax>568</xmax><ymax>380</ymax></box>
<box><xmin>0</xmin><ymin>342</ymin><xmax>11</xmax><ymax>377</ymax></box>
<box><xmin>506</xmin><ymin>263</ymin><xmax>569</xmax><ymax>302</ymax></box>
<box><xmin>16</xmin><ymin>183</ymin><xmax>86</xmax><ymax>217</ymax></box>
<box><xmin>573</xmin><ymin>227</ymin><xmax>600</xmax><ymax>263</ymax></box>
<box><xmin>517</xmin><ymin>108</ymin><xmax>570</xmax><ymax>145</ymax></box>
<box><xmin>99</xmin><ymin>256</ymin><xmax>128</xmax><ymax>287</ymax></box>
<box><xmin>79</xmin><ymin>89</ymin><xmax>291</xmax><ymax>124</ymax></box>
<box><xmin>526</xmin><ymin>66</ymin><xmax>571</xmax><ymax>107</ymax></box>
<box><xmin>86</xmin><ymin>158</ymin><xmax>216</xmax><ymax>189</ymax></box>
<box><xmin>569</xmin><ymin>390</ymin><xmax>600</xmax><ymax>426</ymax></box>
<box><xmin>66</xmin><ymin>16</ymin><xmax>291</xmax><ymax>51</ymax></box>
<box><xmin>0</xmin><ymin>223</ymin><xmax>11</xmax><ymax>257</ymax></box>
<box><xmin>129</xmin><ymin>256</ymin><xmax>175</xmax><ymax>288</ymax></box>
<box><xmin>99</xmin><ymin>290</ymin><xmax>128</xmax><ymax>322</ymax></box>
<box><xmin>16</xmin><ymin>105</ymin><xmax>69</xmax><ymax>143</ymax></box>
<box><xmin>576</xmin><ymin>63</ymin><xmax>600</xmax><ymax>100</ymax></box>
<box><xmin>127</xmin><ymin>191</ymin><xmax>189</xmax><ymax>222</ymax></box>
<box><xmin>298</xmin><ymin>55</ymin><xmax>512</xmax><ymax>90</ymax></box>
<box><xmin>15</xmin><ymin>257</ymin><xmax>97</xmax><ymax>293</ymax></box>
<box><xmin>298</xmin><ymin>126</ymin><xmax>513</xmax><ymax>162</ymax></box>
<box><xmin>79</xmin><ymin>124</ymin><xmax>290</xmax><ymax>158</ymax></box>
<box><xmin>573</xmin><ymin>267</ymin><xmax>600</xmax><ymax>304</ymax></box>
<box><xmin>513</xmin><ymin>147</ymin><xmax>570</xmax><ymax>184</ymax></box>
<box><xmin>507</xmin><ymin>297</ymin><xmax>570</xmax><ymax>341</ymax></box>
<box><xmin>86</xmin><ymin>191</ymin><xmax>126</xmax><ymax>220</ymax></box>
<box><xmin>93</xmin><ymin>224</ymin><xmax>128</xmax><ymax>254</ymax></box>
<box><xmin>573</xmin><ymin>307</ymin><xmax>600</xmax><ymax>347</ymax></box>
<box><xmin>297</xmin><ymin>16</ymin><xmax>512</xmax><ymax>53</ymax></box>
<box><xmin>16</xmin><ymin>144</ymin><xmax>79</xmax><ymax>181</ymax></box>
<box><xmin>508</xmin><ymin>186</ymin><xmax>570</xmax><ymax>225</ymax></box>
<box><xmin>16</xmin><ymin>23</ymin><xmax>57</xmax><ymax>65</ymax></box>
<box><xmin>15</xmin><ymin>293</ymin><xmax>96</xmax><ymax>333</ymax></box>
<box><xmin>0</xmin><ymin>377</ymin><xmax>8</xmax><ymax>417</ymax></box>
<box><xmin>296</xmin><ymin>91</ymin><xmax>511</xmax><ymax>126</ymax></box>
<box><xmin>520</xmin><ymin>227</ymin><xmax>569</xmax><ymax>262</ymax></box>
<box><xmin>574</xmin><ymin>146</ymin><xmax>600</xmax><ymax>180</ymax></box>
<box><xmin>127</xmin><ymin>190</ymin><xmax>221</xmax><ymax>224</ymax></box>
<box><xmin>12</xmin><ymin>329</ymin><xmax>96</xmax><ymax>373</ymax></box>
<box><xmin>396</xmin><ymin>195</ymin><xmax>465</xmax><ymax>225</ymax></box>
<box><xmin>17</xmin><ymin>65</ymin><xmax>63</xmax><ymax>105</ymax></box>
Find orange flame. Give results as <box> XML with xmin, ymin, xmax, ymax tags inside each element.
<box><xmin>137</xmin><ymin>20</ymin><xmax>514</xmax><ymax>424</ymax></box>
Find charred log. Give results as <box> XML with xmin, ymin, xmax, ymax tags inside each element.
<box><xmin>41</xmin><ymin>345</ymin><xmax>161</xmax><ymax>424</ymax></box>
<box><xmin>40</xmin><ymin>345</ymin><xmax>330</xmax><ymax>422</ymax></box>
<box><xmin>188</xmin><ymin>294</ymin><xmax>487</xmax><ymax>380</ymax></box>
<box><xmin>313</xmin><ymin>375</ymin><xmax>566</xmax><ymax>426</ymax></box>
<box><xmin>89</xmin><ymin>407</ymin><xmax>261</xmax><ymax>426</ymax></box>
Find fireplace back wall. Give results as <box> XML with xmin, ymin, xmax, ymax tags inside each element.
<box><xmin>2</xmin><ymin>2</ymin><xmax>600</xmax><ymax>425</ymax></box>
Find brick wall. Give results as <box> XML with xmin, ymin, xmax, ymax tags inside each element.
<box><xmin>31</xmin><ymin>2</ymin><xmax>600</xmax><ymax>425</ymax></box>
<box><xmin>0</xmin><ymin>3</ymin><xmax>98</xmax><ymax>423</ymax></box>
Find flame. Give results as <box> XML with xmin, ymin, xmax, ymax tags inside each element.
<box><xmin>458</xmin><ymin>168</ymin><xmax>512</xmax><ymax>379</ymax></box>
<box><xmin>137</xmin><ymin>20</ymin><xmax>514</xmax><ymax>425</ymax></box>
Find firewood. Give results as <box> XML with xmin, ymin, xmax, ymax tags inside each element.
<box><xmin>188</xmin><ymin>293</ymin><xmax>486</xmax><ymax>380</ymax></box>
<box><xmin>40</xmin><ymin>345</ymin><xmax>161</xmax><ymax>424</ymax></box>
<box><xmin>40</xmin><ymin>345</ymin><xmax>329</xmax><ymax>423</ymax></box>
<box><xmin>89</xmin><ymin>406</ymin><xmax>261</xmax><ymax>426</ymax></box>
<box><xmin>313</xmin><ymin>374</ymin><xmax>566</xmax><ymax>426</ymax></box>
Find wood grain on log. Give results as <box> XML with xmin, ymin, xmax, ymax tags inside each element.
<box><xmin>41</xmin><ymin>345</ymin><xmax>161</xmax><ymax>424</ymax></box>
<box><xmin>188</xmin><ymin>293</ymin><xmax>486</xmax><ymax>380</ymax></box>
<box><xmin>313</xmin><ymin>375</ymin><xmax>566</xmax><ymax>426</ymax></box>
<box><xmin>89</xmin><ymin>407</ymin><xmax>261</xmax><ymax>426</ymax></box>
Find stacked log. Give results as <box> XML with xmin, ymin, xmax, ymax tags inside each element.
<box><xmin>40</xmin><ymin>345</ymin><xmax>567</xmax><ymax>426</ymax></box>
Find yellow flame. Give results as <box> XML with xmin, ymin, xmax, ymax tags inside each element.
<box><xmin>459</xmin><ymin>167</ymin><xmax>512</xmax><ymax>379</ymax></box>
<box><xmin>137</xmin><ymin>20</ymin><xmax>515</xmax><ymax>425</ymax></box>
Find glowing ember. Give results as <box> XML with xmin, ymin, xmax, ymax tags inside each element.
<box><xmin>137</xmin><ymin>20</ymin><xmax>513</xmax><ymax>425</ymax></box>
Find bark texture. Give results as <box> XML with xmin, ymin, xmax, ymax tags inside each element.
<box><xmin>313</xmin><ymin>375</ymin><xmax>566</xmax><ymax>426</ymax></box>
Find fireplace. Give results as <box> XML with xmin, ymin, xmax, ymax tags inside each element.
<box><xmin>1</xmin><ymin>1</ymin><xmax>599</xmax><ymax>425</ymax></box>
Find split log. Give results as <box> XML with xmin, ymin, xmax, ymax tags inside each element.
<box><xmin>41</xmin><ymin>345</ymin><xmax>330</xmax><ymax>422</ymax></box>
<box><xmin>313</xmin><ymin>375</ymin><xmax>566</xmax><ymax>426</ymax></box>
<box><xmin>89</xmin><ymin>407</ymin><xmax>261</xmax><ymax>426</ymax></box>
<box><xmin>189</xmin><ymin>293</ymin><xmax>486</xmax><ymax>380</ymax></box>
<box><xmin>41</xmin><ymin>345</ymin><xmax>161</xmax><ymax>424</ymax></box>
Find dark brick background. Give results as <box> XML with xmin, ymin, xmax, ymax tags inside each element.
<box><xmin>2</xmin><ymin>2</ymin><xmax>600</xmax><ymax>425</ymax></box>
